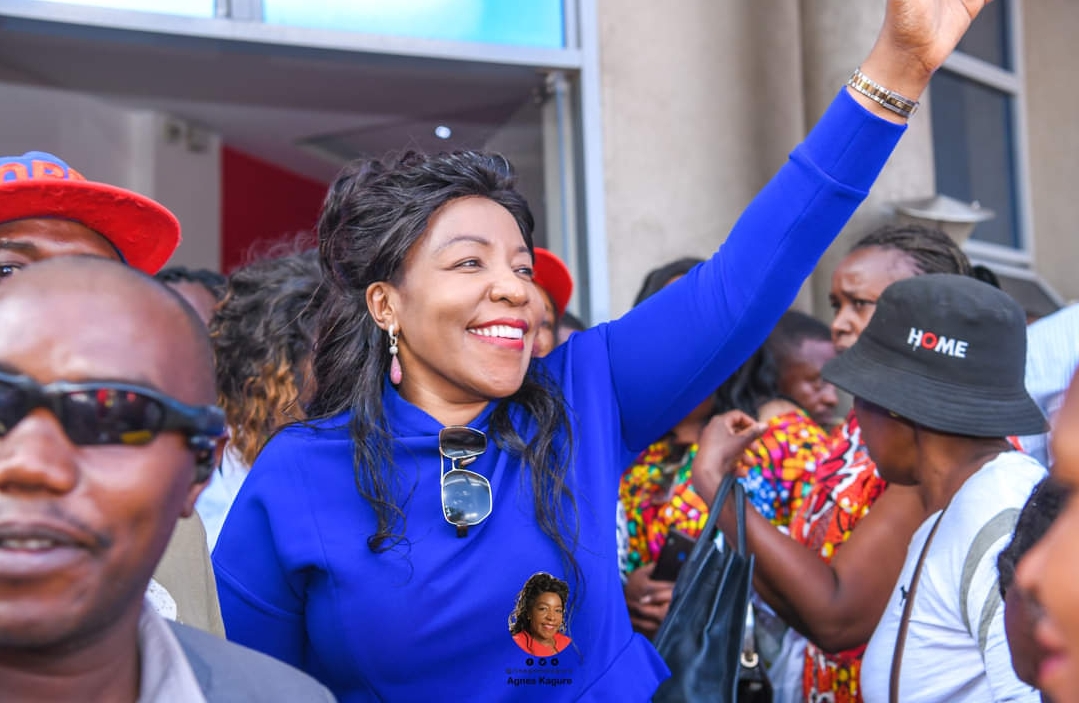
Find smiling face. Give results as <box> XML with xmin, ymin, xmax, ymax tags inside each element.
<box><xmin>370</xmin><ymin>196</ymin><xmax>543</xmax><ymax>412</ymax></box>
<box><xmin>0</xmin><ymin>262</ymin><xmax>209</xmax><ymax>652</ymax></box>
<box><xmin>829</xmin><ymin>246</ymin><xmax>919</xmax><ymax>353</ymax></box>
<box><xmin>528</xmin><ymin>591</ymin><xmax>564</xmax><ymax>644</ymax></box>
<box><xmin>1016</xmin><ymin>378</ymin><xmax>1079</xmax><ymax>700</ymax></box>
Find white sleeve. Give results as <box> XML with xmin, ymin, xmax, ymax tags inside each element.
<box><xmin>959</xmin><ymin>508</ymin><xmax>1040</xmax><ymax>702</ymax></box>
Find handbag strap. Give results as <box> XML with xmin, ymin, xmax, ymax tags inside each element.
<box><xmin>733</xmin><ymin>476</ymin><xmax>747</xmax><ymax>554</ymax></box>
<box><xmin>889</xmin><ymin>509</ymin><xmax>946</xmax><ymax>703</ymax></box>
<box><xmin>693</xmin><ymin>473</ymin><xmax>746</xmax><ymax>558</ymax></box>
<box><xmin>668</xmin><ymin>474</ymin><xmax>746</xmax><ymax>606</ymax></box>
<box><xmin>661</xmin><ymin>473</ymin><xmax>737</xmax><ymax>611</ymax></box>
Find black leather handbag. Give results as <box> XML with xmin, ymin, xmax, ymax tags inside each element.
<box><xmin>652</xmin><ymin>474</ymin><xmax>756</xmax><ymax>703</ymax></box>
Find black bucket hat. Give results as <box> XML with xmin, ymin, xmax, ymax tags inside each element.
<box><xmin>822</xmin><ymin>273</ymin><xmax>1048</xmax><ymax>438</ymax></box>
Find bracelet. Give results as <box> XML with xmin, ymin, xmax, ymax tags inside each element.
<box><xmin>847</xmin><ymin>68</ymin><xmax>919</xmax><ymax>119</ymax></box>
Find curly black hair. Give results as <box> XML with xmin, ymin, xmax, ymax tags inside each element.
<box><xmin>210</xmin><ymin>247</ymin><xmax>325</xmax><ymax>466</ymax></box>
<box><xmin>508</xmin><ymin>572</ymin><xmax>570</xmax><ymax>636</ymax></box>
<box><xmin>998</xmin><ymin>477</ymin><xmax>1071</xmax><ymax>598</ymax></box>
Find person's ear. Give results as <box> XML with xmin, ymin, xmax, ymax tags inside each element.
<box><xmin>179</xmin><ymin>435</ymin><xmax>225</xmax><ymax>517</ymax></box>
<box><xmin>366</xmin><ymin>280</ymin><xmax>398</xmax><ymax>332</ymax></box>
<box><xmin>181</xmin><ymin>480</ymin><xmax>206</xmax><ymax>518</ymax></box>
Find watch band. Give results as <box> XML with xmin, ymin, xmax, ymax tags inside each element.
<box><xmin>847</xmin><ymin>67</ymin><xmax>920</xmax><ymax>120</ymax></box>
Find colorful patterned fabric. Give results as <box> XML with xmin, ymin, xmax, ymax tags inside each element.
<box><xmin>618</xmin><ymin>409</ymin><xmax>832</xmax><ymax>576</ymax></box>
<box><xmin>619</xmin><ymin>440</ymin><xmax>707</xmax><ymax>574</ymax></box>
<box><xmin>737</xmin><ymin>409</ymin><xmax>833</xmax><ymax>527</ymax></box>
<box><xmin>788</xmin><ymin>410</ymin><xmax>886</xmax><ymax>703</ymax></box>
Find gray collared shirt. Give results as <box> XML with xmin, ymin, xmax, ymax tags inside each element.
<box><xmin>137</xmin><ymin>600</ymin><xmax>207</xmax><ymax>703</ymax></box>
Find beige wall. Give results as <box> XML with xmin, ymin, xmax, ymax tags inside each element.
<box><xmin>0</xmin><ymin>81</ymin><xmax>143</xmax><ymax>195</ymax></box>
<box><xmin>1023</xmin><ymin>0</ymin><xmax>1079</xmax><ymax>303</ymax></box>
<box><xmin>597</xmin><ymin>0</ymin><xmax>802</xmax><ymax>316</ymax></box>
<box><xmin>799</xmin><ymin>0</ymin><xmax>938</xmax><ymax>318</ymax></box>
<box><xmin>0</xmin><ymin>79</ymin><xmax>221</xmax><ymax>272</ymax></box>
<box><xmin>596</xmin><ymin>1</ymin><xmax>938</xmax><ymax>320</ymax></box>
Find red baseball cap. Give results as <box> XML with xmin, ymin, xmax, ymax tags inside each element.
<box><xmin>0</xmin><ymin>151</ymin><xmax>181</xmax><ymax>274</ymax></box>
<box><xmin>533</xmin><ymin>247</ymin><xmax>573</xmax><ymax>317</ymax></box>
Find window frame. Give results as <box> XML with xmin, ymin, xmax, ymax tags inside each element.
<box><xmin>934</xmin><ymin>0</ymin><xmax>1034</xmax><ymax>266</ymax></box>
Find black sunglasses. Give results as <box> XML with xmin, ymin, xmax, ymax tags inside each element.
<box><xmin>0</xmin><ymin>371</ymin><xmax>226</xmax><ymax>452</ymax></box>
<box><xmin>438</xmin><ymin>426</ymin><xmax>491</xmax><ymax>538</ymax></box>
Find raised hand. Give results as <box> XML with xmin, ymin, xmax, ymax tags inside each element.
<box><xmin>882</xmin><ymin>0</ymin><xmax>990</xmax><ymax>75</ymax></box>
<box><xmin>856</xmin><ymin>0</ymin><xmax>992</xmax><ymax>121</ymax></box>
<box><xmin>690</xmin><ymin>410</ymin><xmax>765</xmax><ymax>506</ymax></box>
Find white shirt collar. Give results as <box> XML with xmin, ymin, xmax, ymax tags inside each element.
<box><xmin>137</xmin><ymin>601</ymin><xmax>207</xmax><ymax>703</ymax></box>
<box><xmin>144</xmin><ymin>578</ymin><xmax>177</xmax><ymax>622</ymax></box>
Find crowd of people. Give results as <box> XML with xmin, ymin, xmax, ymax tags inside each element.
<box><xmin>5</xmin><ymin>1</ymin><xmax>1079</xmax><ymax>701</ymax></box>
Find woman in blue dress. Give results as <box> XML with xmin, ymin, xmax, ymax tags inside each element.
<box><xmin>212</xmin><ymin>2</ymin><xmax>992</xmax><ymax>699</ymax></box>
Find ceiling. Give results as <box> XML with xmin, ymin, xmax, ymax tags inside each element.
<box><xmin>0</xmin><ymin>12</ymin><xmax>551</xmax><ymax>182</ymax></box>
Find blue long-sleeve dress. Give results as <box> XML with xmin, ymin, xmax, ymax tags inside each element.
<box><xmin>212</xmin><ymin>89</ymin><xmax>904</xmax><ymax>702</ymax></box>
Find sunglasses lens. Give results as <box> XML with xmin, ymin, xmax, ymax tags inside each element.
<box><xmin>61</xmin><ymin>389</ymin><xmax>166</xmax><ymax>445</ymax></box>
<box><xmin>439</xmin><ymin>426</ymin><xmax>487</xmax><ymax>461</ymax></box>
<box><xmin>442</xmin><ymin>469</ymin><xmax>492</xmax><ymax>526</ymax></box>
<box><xmin>0</xmin><ymin>381</ymin><xmax>32</xmax><ymax>436</ymax></box>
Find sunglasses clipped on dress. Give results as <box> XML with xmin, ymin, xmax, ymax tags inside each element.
<box><xmin>0</xmin><ymin>371</ymin><xmax>226</xmax><ymax>463</ymax></box>
<box><xmin>438</xmin><ymin>425</ymin><xmax>491</xmax><ymax>537</ymax></box>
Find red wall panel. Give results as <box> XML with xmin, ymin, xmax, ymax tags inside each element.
<box><xmin>221</xmin><ymin>146</ymin><xmax>327</xmax><ymax>272</ymax></box>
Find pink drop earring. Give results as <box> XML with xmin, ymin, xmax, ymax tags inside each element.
<box><xmin>388</xmin><ymin>324</ymin><xmax>402</xmax><ymax>385</ymax></box>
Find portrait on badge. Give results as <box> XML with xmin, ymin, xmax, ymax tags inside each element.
<box><xmin>509</xmin><ymin>572</ymin><xmax>573</xmax><ymax>656</ymax></box>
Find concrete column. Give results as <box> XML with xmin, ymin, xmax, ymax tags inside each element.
<box><xmin>798</xmin><ymin>0</ymin><xmax>938</xmax><ymax>318</ymax></box>
<box><xmin>1022</xmin><ymin>0</ymin><xmax>1079</xmax><ymax>303</ymax></box>
<box><xmin>597</xmin><ymin>0</ymin><xmax>802</xmax><ymax>317</ymax></box>
<box><xmin>145</xmin><ymin>112</ymin><xmax>223</xmax><ymax>272</ymax></box>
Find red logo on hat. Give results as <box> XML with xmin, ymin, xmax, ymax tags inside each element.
<box><xmin>907</xmin><ymin>327</ymin><xmax>968</xmax><ymax>358</ymax></box>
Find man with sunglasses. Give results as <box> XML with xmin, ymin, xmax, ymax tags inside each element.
<box><xmin>0</xmin><ymin>256</ymin><xmax>333</xmax><ymax>701</ymax></box>
<box><xmin>0</xmin><ymin>150</ymin><xmax>226</xmax><ymax>637</ymax></box>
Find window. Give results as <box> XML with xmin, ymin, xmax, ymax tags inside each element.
<box><xmin>262</xmin><ymin>0</ymin><xmax>565</xmax><ymax>48</ymax></box>
<box><xmin>929</xmin><ymin>0</ymin><xmax>1029</xmax><ymax>259</ymax></box>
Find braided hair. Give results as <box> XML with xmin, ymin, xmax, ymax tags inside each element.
<box><xmin>850</xmin><ymin>223</ymin><xmax>973</xmax><ymax>276</ymax></box>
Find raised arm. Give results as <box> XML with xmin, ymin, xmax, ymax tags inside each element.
<box><xmin>749</xmin><ymin>485</ymin><xmax>923</xmax><ymax>651</ymax></box>
<box><xmin>604</xmin><ymin>0</ymin><xmax>991</xmax><ymax>450</ymax></box>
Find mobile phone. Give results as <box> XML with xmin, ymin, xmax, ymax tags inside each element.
<box><xmin>649</xmin><ymin>529</ymin><xmax>697</xmax><ymax>581</ymax></box>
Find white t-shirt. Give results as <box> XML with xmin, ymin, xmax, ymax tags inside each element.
<box><xmin>194</xmin><ymin>444</ymin><xmax>250</xmax><ymax>551</ymax></box>
<box><xmin>861</xmin><ymin>451</ymin><xmax>1045</xmax><ymax>703</ymax></box>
